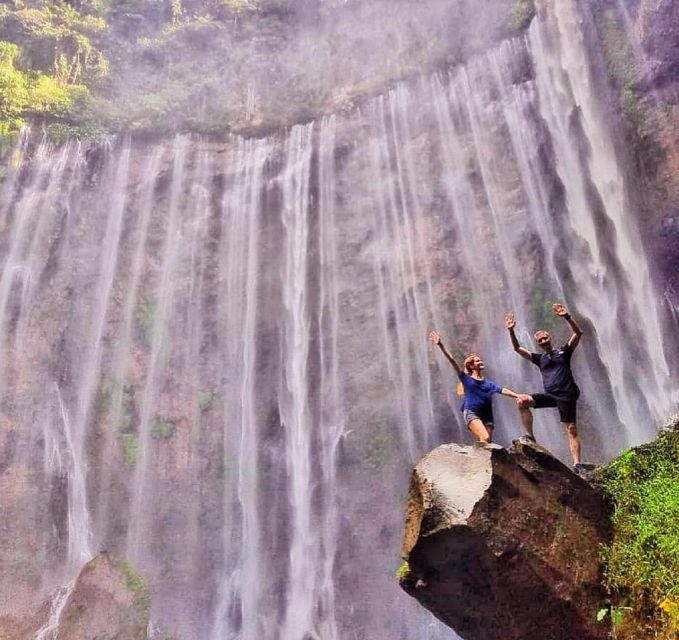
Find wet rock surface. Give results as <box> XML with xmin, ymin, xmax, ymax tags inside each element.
<box><xmin>400</xmin><ymin>441</ymin><xmax>612</xmax><ymax>640</ymax></box>
<box><xmin>0</xmin><ymin>554</ymin><xmax>149</xmax><ymax>640</ymax></box>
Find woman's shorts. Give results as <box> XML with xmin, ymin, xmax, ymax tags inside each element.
<box><xmin>463</xmin><ymin>409</ymin><xmax>494</xmax><ymax>429</ymax></box>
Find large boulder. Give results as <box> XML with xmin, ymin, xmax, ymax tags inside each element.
<box><xmin>0</xmin><ymin>553</ymin><xmax>150</xmax><ymax>640</ymax></box>
<box><xmin>400</xmin><ymin>441</ymin><xmax>612</xmax><ymax>640</ymax></box>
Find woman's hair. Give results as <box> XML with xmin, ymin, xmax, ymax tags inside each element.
<box><xmin>463</xmin><ymin>353</ymin><xmax>481</xmax><ymax>374</ymax></box>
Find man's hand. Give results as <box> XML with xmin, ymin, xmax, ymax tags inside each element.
<box><xmin>505</xmin><ymin>313</ymin><xmax>516</xmax><ymax>330</ymax></box>
<box><xmin>516</xmin><ymin>394</ymin><xmax>533</xmax><ymax>408</ymax></box>
<box><xmin>552</xmin><ymin>303</ymin><xmax>569</xmax><ymax>317</ymax></box>
<box><xmin>429</xmin><ymin>330</ymin><xmax>441</xmax><ymax>345</ymax></box>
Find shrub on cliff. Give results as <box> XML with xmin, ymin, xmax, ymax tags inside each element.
<box><xmin>597</xmin><ymin>420</ymin><xmax>679</xmax><ymax>639</ymax></box>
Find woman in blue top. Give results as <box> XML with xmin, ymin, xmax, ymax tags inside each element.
<box><xmin>430</xmin><ymin>330</ymin><xmax>523</xmax><ymax>444</ymax></box>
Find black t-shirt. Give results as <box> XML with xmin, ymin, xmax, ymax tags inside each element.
<box><xmin>530</xmin><ymin>343</ymin><xmax>580</xmax><ymax>399</ymax></box>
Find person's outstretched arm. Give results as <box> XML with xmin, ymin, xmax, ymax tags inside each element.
<box><xmin>500</xmin><ymin>387</ymin><xmax>521</xmax><ymax>399</ymax></box>
<box><xmin>429</xmin><ymin>330</ymin><xmax>463</xmax><ymax>376</ymax></box>
<box><xmin>552</xmin><ymin>303</ymin><xmax>584</xmax><ymax>350</ymax></box>
<box><xmin>505</xmin><ymin>313</ymin><xmax>532</xmax><ymax>360</ymax></box>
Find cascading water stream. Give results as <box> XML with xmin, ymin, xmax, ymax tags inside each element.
<box><xmin>210</xmin><ymin>136</ymin><xmax>269</xmax><ymax>640</ymax></box>
<box><xmin>279</xmin><ymin>123</ymin><xmax>317</xmax><ymax>640</ymax></box>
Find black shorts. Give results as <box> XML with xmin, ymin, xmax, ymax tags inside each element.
<box><xmin>531</xmin><ymin>393</ymin><xmax>577</xmax><ymax>423</ymax></box>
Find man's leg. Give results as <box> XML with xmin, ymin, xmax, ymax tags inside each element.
<box><xmin>517</xmin><ymin>395</ymin><xmax>537</xmax><ymax>439</ymax></box>
<box><xmin>468</xmin><ymin>418</ymin><xmax>492</xmax><ymax>444</ymax></box>
<box><xmin>557</xmin><ymin>398</ymin><xmax>581</xmax><ymax>465</ymax></box>
<box><xmin>564</xmin><ymin>422</ymin><xmax>581</xmax><ymax>465</ymax></box>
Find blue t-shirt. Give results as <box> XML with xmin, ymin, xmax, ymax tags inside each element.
<box><xmin>458</xmin><ymin>373</ymin><xmax>502</xmax><ymax>418</ymax></box>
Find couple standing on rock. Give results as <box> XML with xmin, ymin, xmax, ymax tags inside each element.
<box><xmin>430</xmin><ymin>303</ymin><xmax>589</xmax><ymax>473</ymax></box>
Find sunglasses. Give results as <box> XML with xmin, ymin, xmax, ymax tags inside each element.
<box><xmin>537</xmin><ymin>336</ymin><xmax>550</xmax><ymax>344</ymax></box>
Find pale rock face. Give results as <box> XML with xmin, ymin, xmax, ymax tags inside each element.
<box><xmin>401</xmin><ymin>441</ymin><xmax>612</xmax><ymax>640</ymax></box>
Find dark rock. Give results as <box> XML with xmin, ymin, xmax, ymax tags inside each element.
<box><xmin>400</xmin><ymin>441</ymin><xmax>612</xmax><ymax>640</ymax></box>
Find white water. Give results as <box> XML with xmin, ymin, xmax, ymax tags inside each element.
<box><xmin>0</xmin><ymin>2</ymin><xmax>676</xmax><ymax>639</ymax></box>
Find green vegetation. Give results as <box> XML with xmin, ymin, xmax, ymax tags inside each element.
<box><xmin>117</xmin><ymin>558</ymin><xmax>151</xmax><ymax>620</ymax></box>
<box><xmin>0</xmin><ymin>0</ymin><xmax>534</xmax><ymax>141</ymax></box>
<box><xmin>0</xmin><ymin>2</ymin><xmax>107</xmax><ymax>142</ymax></box>
<box><xmin>596</xmin><ymin>8</ymin><xmax>661</xmax><ymax>147</ymax></box>
<box><xmin>121</xmin><ymin>433</ymin><xmax>140</xmax><ymax>467</ymax></box>
<box><xmin>396</xmin><ymin>560</ymin><xmax>411</xmax><ymax>583</ymax></box>
<box><xmin>151</xmin><ymin>415</ymin><xmax>175</xmax><ymax>439</ymax></box>
<box><xmin>198</xmin><ymin>389</ymin><xmax>216</xmax><ymax>411</ymax></box>
<box><xmin>362</xmin><ymin>428</ymin><xmax>395</xmax><ymax>471</ymax></box>
<box><xmin>596</xmin><ymin>423</ymin><xmax>679</xmax><ymax>640</ymax></box>
<box><xmin>506</xmin><ymin>0</ymin><xmax>535</xmax><ymax>33</ymax></box>
<box><xmin>98</xmin><ymin>377</ymin><xmax>136</xmax><ymax>431</ymax></box>
<box><xmin>599</xmin><ymin>11</ymin><xmax>639</xmax><ymax>93</ymax></box>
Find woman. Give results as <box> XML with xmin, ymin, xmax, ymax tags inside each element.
<box><xmin>429</xmin><ymin>330</ymin><xmax>523</xmax><ymax>443</ymax></box>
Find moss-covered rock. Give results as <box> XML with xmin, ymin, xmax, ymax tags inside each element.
<box><xmin>56</xmin><ymin>553</ymin><xmax>150</xmax><ymax>640</ymax></box>
<box><xmin>596</xmin><ymin>419</ymin><xmax>679</xmax><ymax>640</ymax></box>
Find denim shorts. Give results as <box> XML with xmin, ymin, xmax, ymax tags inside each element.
<box><xmin>463</xmin><ymin>409</ymin><xmax>494</xmax><ymax>429</ymax></box>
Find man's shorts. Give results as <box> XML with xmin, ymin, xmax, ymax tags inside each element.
<box><xmin>530</xmin><ymin>393</ymin><xmax>577</xmax><ymax>423</ymax></box>
<box><xmin>463</xmin><ymin>409</ymin><xmax>494</xmax><ymax>429</ymax></box>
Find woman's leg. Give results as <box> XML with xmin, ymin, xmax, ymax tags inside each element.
<box><xmin>468</xmin><ymin>418</ymin><xmax>492</xmax><ymax>443</ymax></box>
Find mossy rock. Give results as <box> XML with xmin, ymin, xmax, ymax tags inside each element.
<box><xmin>596</xmin><ymin>422</ymin><xmax>679</xmax><ymax>639</ymax></box>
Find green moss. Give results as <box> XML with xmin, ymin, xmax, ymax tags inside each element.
<box><xmin>599</xmin><ymin>10</ymin><xmax>639</xmax><ymax>90</ymax></box>
<box><xmin>597</xmin><ymin>427</ymin><xmax>679</xmax><ymax>639</ymax></box>
<box><xmin>121</xmin><ymin>433</ymin><xmax>140</xmax><ymax>467</ymax></box>
<box><xmin>97</xmin><ymin>377</ymin><xmax>117</xmax><ymax>414</ymax></box>
<box><xmin>506</xmin><ymin>0</ymin><xmax>535</xmax><ymax>33</ymax></box>
<box><xmin>151</xmin><ymin>416</ymin><xmax>175</xmax><ymax>439</ymax></box>
<box><xmin>362</xmin><ymin>429</ymin><xmax>395</xmax><ymax>471</ymax></box>
<box><xmin>596</xmin><ymin>8</ymin><xmax>655</xmax><ymax>141</ymax></box>
<box><xmin>117</xmin><ymin>558</ymin><xmax>151</xmax><ymax>621</ymax></box>
<box><xmin>198</xmin><ymin>389</ymin><xmax>216</xmax><ymax>411</ymax></box>
<box><xmin>396</xmin><ymin>560</ymin><xmax>411</xmax><ymax>582</ymax></box>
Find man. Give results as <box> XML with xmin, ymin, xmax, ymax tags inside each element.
<box><xmin>505</xmin><ymin>303</ymin><xmax>587</xmax><ymax>472</ymax></box>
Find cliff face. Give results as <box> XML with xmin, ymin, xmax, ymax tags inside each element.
<box><xmin>400</xmin><ymin>442</ymin><xmax>612</xmax><ymax>640</ymax></box>
<box><xmin>637</xmin><ymin>0</ymin><xmax>679</xmax><ymax>308</ymax></box>
<box><xmin>589</xmin><ymin>0</ymin><xmax>679</xmax><ymax>314</ymax></box>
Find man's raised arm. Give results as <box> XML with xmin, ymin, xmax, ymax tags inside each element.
<box><xmin>505</xmin><ymin>313</ymin><xmax>532</xmax><ymax>360</ymax></box>
<box><xmin>552</xmin><ymin>303</ymin><xmax>584</xmax><ymax>350</ymax></box>
<box><xmin>429</xmin><ymin>330</ymin><xmax>463</xmax><ymax>376</ymax></box>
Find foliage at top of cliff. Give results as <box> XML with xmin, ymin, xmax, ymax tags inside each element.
<box><xmin>597</xmin><ymin>419</ymin><xmax>679</xmax><ymax>640</ymax></box>
<box><xmin>0</xmin><ymin>0</ymin><xmax>532</xmax><ymax>140</ymax></box>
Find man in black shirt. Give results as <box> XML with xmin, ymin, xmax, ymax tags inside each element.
<box><xmin>505</xmin><ymin>303</ymin><xmax>586</xmax><ymax>471</ymax></box>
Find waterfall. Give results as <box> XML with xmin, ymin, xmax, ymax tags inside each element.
<box><xmin>0</xmin><ymin>1</ymin><xmax>675</xmax><ymax>638</ymax></box>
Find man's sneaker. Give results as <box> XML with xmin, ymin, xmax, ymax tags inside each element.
<box><xmin>517</xmin><ymin>435</ymin><xmax>536</xmax><ymax>445</ymax></box>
